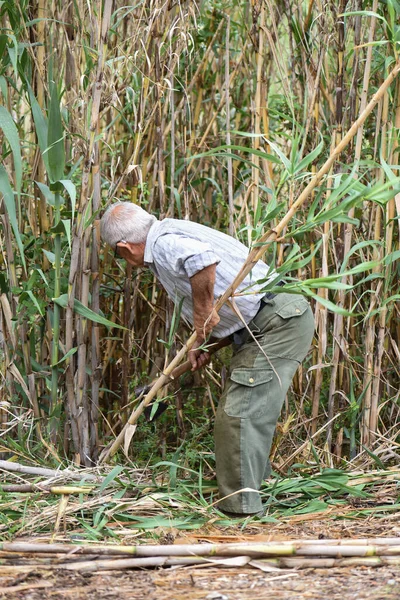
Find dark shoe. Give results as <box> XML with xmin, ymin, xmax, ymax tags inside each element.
<box><xmin>218</xmin><ymin>509</ymin><xmax>264</xmax><ymax>519</ymax></box>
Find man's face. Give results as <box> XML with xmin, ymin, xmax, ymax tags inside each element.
<box><xmin>115</xmin><ymin>241</ymin><xmax>146</xmax><ymax>267</ymax></box>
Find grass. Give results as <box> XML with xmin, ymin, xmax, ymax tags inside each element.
<box><xmin>1</xmin><ymin>459</ymin><xmax>399</xmax><ymax>543</ymax></box>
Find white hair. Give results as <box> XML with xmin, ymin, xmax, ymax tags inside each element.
<box><xmin>100</xmin><ymin>202</ymin><xmax>157</xmax><ymax>249</ymax></box>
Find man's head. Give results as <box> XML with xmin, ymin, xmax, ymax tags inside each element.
<box><xmin>100</xmin><ymin>202</ymin><xmax>157</xmax><ymax>266</ymax></box>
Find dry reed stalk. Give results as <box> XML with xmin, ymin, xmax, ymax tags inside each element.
<box><xmin>311</xmin><ymin>123</ymin><xmax>335</xmax><ymax>435</ymax></box>
<box><xmin>0</xmin><ymin>557</ymin><xmax>253</xmax><ymax>573</ymax></box>
<box><xmin>154</xmin><ymin>36</ymin><xmax>165</xmax><ymax>216</ymax></box>
<box><xmin>99</xmin><ymin>61</ymin><xmax>400</xmax><ymax>463</ymax></box>
<box><xmin>0</xmin><ymin>460</ymin><xmax>101</xmax><ymax>481</ymax></box>
<box><xmin>368</xmin><ymin>85</ymin><xmax>391</xmax><ymax>443</ymax></box>
<box><xmin>0</xmin><ymin>484</ymin><xmax>90</xmax><ymax>493</ymax></box>
<box><xmin>0</xmin><ymin>291</ymin><xmax>16</xmax><ymax>413</ymax></box>
<box><xmin>358</xmin><ymin>0</ymin><xmax>383</xmax><ymax>446</ymax></box>
<box><xmin>225</xmin><ymin>16</ymin><xmax>234</xmax><ymax>236</ymax></box>
<box><xmin>251</xmin><ymin>4</ymin><xmax>265</xmax><ymax>217</ymax></box>
<box><xmin>169</xmin><ymin>70</ymin><xmax>176</xmax><ymax>217</ymax></box>
<box><xmin>362</xmin><ymin>197</ymin><xmax>384</xmax><ymax>446</ymax></box>
<box><xmin>3</xmin><ymin>545</ymin><xmax>400</xmax><ymax>573</ymax></box>
<box><xmin>260</xmin><ymin>556</ymin><xmax>400</xmax><ymax>569</ymax></box>
<box><xmin>34</xmin><ymin>0</ymin><xmax>49</xmax><ymax>235</ymax></box>
<box><xmin>325</xmin><ymin>0</ymin><xmax>347</xmax><ymax>448</ymax></box>
<box><xmin>90</xmin><ymin>147</ymin><xmax>101</xmax><ymax>461</ymax></box>
<box><xmin>3</xmin><ymin>554</ymin><xmax>400</xmax><ymax>573</ymax></box>
<box><xmin>2</xmin><ymin>539</ymin><xmax>400</xmax><ymax>557</ymax></box>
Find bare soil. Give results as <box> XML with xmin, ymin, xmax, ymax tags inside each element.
<box><xmin>1</xmin><ymin>565</ymin><xmax>400</xmax><ymax>600</ymax></box>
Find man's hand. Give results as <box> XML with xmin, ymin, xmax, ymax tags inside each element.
<box><xmin>188</xmin><ymin>337</ymin><xmax>212</xmax><ymax>372</ymax></box>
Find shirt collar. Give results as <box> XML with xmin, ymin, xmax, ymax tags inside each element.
<box><xmin>143</xmin><ymin>219</ymin><xmax>160</xmax><ymax>265</ymax></box>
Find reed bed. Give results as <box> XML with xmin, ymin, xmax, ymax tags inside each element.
<box><xmin>0</xmin><ymin>1</ymin><xmax>399</xmax><ymax>478</ymax></box>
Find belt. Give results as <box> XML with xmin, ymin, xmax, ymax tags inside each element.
<box><xmin>257</xmin><ymin>279</ymin><xmax>284</xmax><ymax>311</ymax></box>
<box><xmin>230</xmin><ymin>281</ymin><xmax>284</xmax><ymax>346</ymax></box>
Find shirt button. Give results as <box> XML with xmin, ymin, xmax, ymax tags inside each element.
<box><xmin>295</xmin><ymin>308</ymin><xmax>301</xmax><ymax>314</ymax></box>
<box><xmin>249</xmin><ymin>377</ymin><xmax>254</xmax><ymax>383</ymax></box>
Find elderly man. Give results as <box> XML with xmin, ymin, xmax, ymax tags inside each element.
<box><xmin>101</xmin><ymin>202</ymin><xmax>314</xmax><ymax>516</ymax></box>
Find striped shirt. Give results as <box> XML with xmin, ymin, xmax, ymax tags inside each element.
<box><xmin>144</xmin><ymin>219</ymin><xmax>274</xmax><ymax>338</ymax></box>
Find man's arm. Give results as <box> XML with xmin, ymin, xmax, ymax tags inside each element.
<box><xmin>189</xmin><ymin>264</ymin><xmax>220</xmax><ymax>371</ymax></box>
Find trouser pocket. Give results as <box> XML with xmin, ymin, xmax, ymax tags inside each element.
<box><xmin>223</xmin><ymin>367</ymin><xmax>273</xmax><ymax>419</ymax></box>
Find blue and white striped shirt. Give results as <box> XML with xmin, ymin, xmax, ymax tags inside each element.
<box><xmin>144</xmin><ymin>219</ymin><xmax>274</xmax><ymax>338</ymax></box>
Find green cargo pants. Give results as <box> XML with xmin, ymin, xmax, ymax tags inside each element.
<box><xmin>214</xmin><ymin>293</ymin><xmax>314</xmax><ymax>514</ymax></box>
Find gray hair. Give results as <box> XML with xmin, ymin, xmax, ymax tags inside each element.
<box><xmin>100</xmin><ymin>202</ymin><xmax>157</xmax><ymax>249</ymax></box>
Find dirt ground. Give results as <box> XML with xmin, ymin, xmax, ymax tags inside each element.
<box><xmin>1</xmin><ymin>517</ymin><xmax>400</xmax><ymax>599</ymax></box>
<box><xmin>1</xmin><ymin>565</ymin><xmax>400</xmax><ymax>600</ymax></box>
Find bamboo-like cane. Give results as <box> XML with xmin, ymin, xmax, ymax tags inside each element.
<box><xmin>3</xmin><ymin>543</ymin><xmax>400</xmax><ymax>573</ymax></box>
<box><xmin>225</xmin><ymin>16</ymin><xmax>234</xmax><ymax>236</ymax></box>
<box><xmin>50</xmin><ymin>191</ymin><xmax>62</xmax><ymax>439</ymax></box>
<box><xmin>367</xmin><ymin>85</ymin><xmax>390</xmax><ymax>444</ymax></box>
<box><xmin>3</xmin><ymin>554</ymin><xmax>400</xmax><ymax>573</ymax></box>
<box><xmin>99</xmin><ymin>61</ymin><xmax>400</xmax><ymax>464</ymax></box>
<box><xmin>0</xmin><ymin>460</ymin><xmax>101</xmax><ymax>481</ymax></box>
<box><xmin>0</xmin><ymin>485</ymin><xmax>93</xmax><ymax>494</ymax></box>
<box><xmin>2</xmin><ymin>539</ymin><xmax>400</xmax><ymax>557</ymax></box>
<box><xmin>251</xmin><ymin>4</ymin><xmax>265</xmax><ymax>217</ymax></box>
<box><xmin>256</xmin><ymin>556</ymin><xmax>400</xmax><ymax>570</ymax></box>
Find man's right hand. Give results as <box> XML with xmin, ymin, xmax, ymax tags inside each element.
<box><xmin>188</xmin><ymin>338</ymin><xmax>212</xmax><ymax>372</ymax></box>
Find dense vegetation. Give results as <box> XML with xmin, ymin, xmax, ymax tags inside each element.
<box><xmin>0</xmin><ymin>0</ymin><xmax>399</xmax><ymax>474</ymax></box>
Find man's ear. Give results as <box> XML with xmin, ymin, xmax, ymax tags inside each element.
<box><xmin>117</xmin><ymin>241</ymin><xmax>135</xmax><ymax>255</ymax></box>
<box><xmin>115</xmin><ymin>240</ymin><xmax>134</xmax><ymax>260</ymax></box>
<box><xmin>125</xmin><ymin>242</ymin><xmax>138</xmax><ymax>251</ymax></box>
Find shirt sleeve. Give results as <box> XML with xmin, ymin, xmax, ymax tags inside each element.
<box><xmin>153</xmin><ymin>233</ymin><xmax>220</xmax><ymax>278</ymax></box>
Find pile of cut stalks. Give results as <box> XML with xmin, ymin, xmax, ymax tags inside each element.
<box><xmin>2</xmin><ymin>460</ymin><xmax>400</xmax><ymax>574</ymax></box>
<box><xmin>2</xmin><ymin>539</ymin><xmax>400</xmax><ymax>574</ymax></box>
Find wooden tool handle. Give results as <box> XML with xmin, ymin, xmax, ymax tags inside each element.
<box><xmin>136</xmin><ymin>336</ymin><xmax>231</xmax><ymax>396</ymax></box>
<box><xmin>168</xmin><ymin>336</ymin><xmax>231</xmax><ymax>380</ymax></box>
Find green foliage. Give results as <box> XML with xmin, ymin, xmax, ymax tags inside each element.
<box><xmin>0</xmin><ymin>0</ymin><xmax>398</xmax><ymax>471</ymax></box>
<box><xmin>1</xmin><ymin>463</ymin><xmax>399</xmax><ymax>539</ymax></box>
<box><xmin>47</xmin><ymin>81</ymin><xmax>65</xmax><ymax>185</ymax></box>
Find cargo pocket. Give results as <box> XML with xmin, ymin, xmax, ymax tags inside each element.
<box><xmin>224</xmin><ymin>368</ymin><xmax>273</xmax><ymax>419</ymax></box>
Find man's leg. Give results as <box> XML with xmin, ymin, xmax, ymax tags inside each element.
<box><xmin>214</xmin><ymin>293</ymin><xmax>314</xmax><ymax>514</ymax></box>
